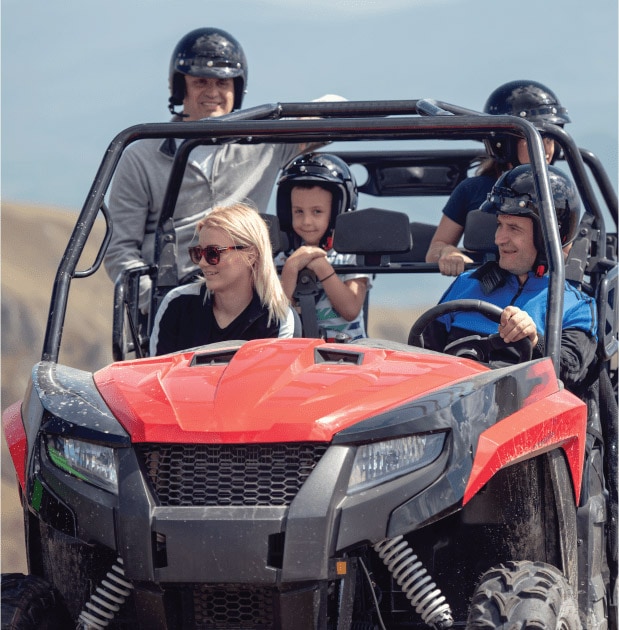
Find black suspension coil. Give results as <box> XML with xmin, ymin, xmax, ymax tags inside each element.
<box><xmin>374</xmin><ymin>536</ymin><xmax>453</xmax><ymax>629</ymax></box>
<box><xmin>76</xmin><ymin>557</ymin><xmax>133</xmax><ymax>629</ymax></box>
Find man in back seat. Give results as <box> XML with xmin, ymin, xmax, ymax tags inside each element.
<box><xmin>104</xmin><ymin>27</ymin><xmax>325</xmax><ymax>313</ymax></box>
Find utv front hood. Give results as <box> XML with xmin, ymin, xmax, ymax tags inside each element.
<box><xmin>94</xmin><ymin>338</ymin><xmax>489</xmax><ymax>443</ymax></box>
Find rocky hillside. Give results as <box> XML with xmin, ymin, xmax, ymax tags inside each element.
<box><xmin>2</xmin><ymin>202</ymin><xmax>114</xmax><ymax>402</ymax></box>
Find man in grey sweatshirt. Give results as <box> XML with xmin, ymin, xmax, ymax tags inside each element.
<box><xmin>104</xmin><ymin>27</ymin><xmax>316</xmax><ymax>310</ymax></box>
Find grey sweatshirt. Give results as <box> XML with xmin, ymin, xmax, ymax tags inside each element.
<box><xmin>104</xmin><ymin>135</ymin><xmax>304</xmax><ymax>305</ymax></box>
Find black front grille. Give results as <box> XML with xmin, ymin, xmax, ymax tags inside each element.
<box><xmin>136</xmin><ymin>443</ymin><xmax>328</xmax><ymax>507</ymax></box>
<box><xmin>192</xmin><ymin>584</ymin><xmax>274</xmax><ymax>629</ymax></box>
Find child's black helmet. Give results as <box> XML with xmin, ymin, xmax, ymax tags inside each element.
<box><xmin>276</xmin><ymin>153</ymin><xmax>358</xmax><ymax>238</ymax></box>
<box><xmin>168</xmin><ymin>28</ymin><xmax>248</xmax><ymax>114</ymax></box>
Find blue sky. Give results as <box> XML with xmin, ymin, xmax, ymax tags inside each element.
<box><xmin>2</xmin><ymin>0</ymin><xmax>616</xmax><ymax>210</ymax></box>
<box><xmin>1</xmin><ymin>0</ymin><xmax>617</xmax><ymax>304</ymax></box>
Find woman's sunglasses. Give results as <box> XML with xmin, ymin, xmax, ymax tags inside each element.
<box><xmin>188</xmin><ymin>245</ymin><xmax>247</xmax><ymax>265</ymax></box>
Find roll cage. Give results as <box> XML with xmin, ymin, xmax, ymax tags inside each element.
<box><xmin>40</xmin><ymin>99</ymin><xmax>617</xmax><ymax>379</ymax></box>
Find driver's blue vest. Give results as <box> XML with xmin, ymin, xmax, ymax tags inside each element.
<box><xmin>437</xmin><ymin>265</ymin><xmax>597</xmax><ymax>340</ymax></box>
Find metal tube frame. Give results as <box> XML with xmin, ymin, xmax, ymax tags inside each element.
<box><xmin>42</xmin><ymin>100</ymin><xmax>613</xmax><ymax>375</ymax></box>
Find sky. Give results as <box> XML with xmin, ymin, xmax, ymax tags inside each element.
<box><xmin>1</xmin><ymin>0</ymin><xmax>618</xmax><ymax>304</ymax></box>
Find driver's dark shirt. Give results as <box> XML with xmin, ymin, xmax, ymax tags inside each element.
<box><xmin>442</xmin><ymin>174</ymin><xmax>496</xmax><ymax>227</ymax></box>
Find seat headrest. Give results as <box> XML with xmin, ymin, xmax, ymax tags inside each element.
<box><xmin>390</xmin><ymin>222</ymin><xmax>437</xmax><ymax>262</ymax></box>
<box><xmin>333</xmin><ymin>208</ymin><xmax>412</xmax><ymax>255</ymax></box>
<box><xmin>463</xmin><ymin>210</ymin><xmax>498</xmax><ymax>256</ymax></box>
<box><xmin>260</xmin><ymin>213</ymin><xmax>289</xmax><ymax>254</ymax></box>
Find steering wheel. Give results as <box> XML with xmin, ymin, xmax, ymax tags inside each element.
<box><xmin>408</xmin><ymin>299</ymin><xmax>533</xmax><ymax>365</ymax></box>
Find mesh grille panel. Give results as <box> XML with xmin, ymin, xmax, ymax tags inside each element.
<box><xmin>136</xmin><ymin>443</ymin><xmax>328</xmax><ymax>507</ymax></box>
<box><xmin>192</xmin><ymin>584</ymin><xmax>274</xmax><ymax>628</ymax></box>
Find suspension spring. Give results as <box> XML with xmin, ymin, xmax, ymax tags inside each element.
<box><xmin>374</xmin><ymin>536</ymin><xmax>454</xmax><ymax>629</ymax></box>
<box><xmin>76</xmin><ymin>557</ymin><xmax>134</xmax><ymax>629</ymax></box>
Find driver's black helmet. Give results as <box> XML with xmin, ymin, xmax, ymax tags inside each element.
<box><xmin>168</xmin><ymin>28</ymin><xmax>248</xmax><ymax>114</ymax></box>
<box><xmin>481</xmin><ymin>164</ymin><xmax>581</xmax><ymax>273</ymax></box>
<box><xmin>276</xmin><ymin>153</ymin><xmax>358</xmax><ymax>248</ymax></box>
<box><xmin>483</xmin><ymin>80</ymin><xmax>570</xmax><ymax>165</ymax></box>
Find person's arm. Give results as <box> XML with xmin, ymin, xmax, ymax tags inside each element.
<box><xmin>149</xmin><ymin>291</ymin><xmax>181</xmax><ymax>356</ymax></box>
<box><xmin>104</xmin><ymin>149</ymin><xmax>156</xmax><ymax>311</ymax></box>
<box><xmin>426</xmin><ymin>215</ymin><xmax>474</xmax><ymax>276</ymax></box>
<box><xmin>498</xmin><ymin>305</ymin><xmax>539</xmax><ymax>346</ymax></box>
<box><xmin>104</xmin><ymin>150</ymin><xmax>152</xmax><ymax>282</ymax></box>
<box><xmin>279</xmin><ymin>246</ymin><xmax>328</xmax><ymax>301</ymax></box>
<box><xmin>306</xmin><ymin>256</ymin><xmax>368</xmax><ymax>321</ymax></box>
<box><xmin>295</xmin><ymin>94</ymin><xmax>348</xmax><ymax>152</ymax></box>
<box><xmin>557</xmin><ymin>329</ymin><xmax>598</xmax><ymax>391</ymax></box>
<box><xmin>534</xmin><ymin>329</ymin><xmax>598</xmax><ymax>391</ymax></box>
<box><xmin>277</xmin><ymin>307</ymin><xmax>297</xmax><ymax>339</ymax></box>
<box><xmin>499</xmin><ymin>305</ymin><xmax>598</xmax><ymax>390</ymax></box>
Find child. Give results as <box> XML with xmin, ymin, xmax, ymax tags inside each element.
<box><xmin>276</xmin><ymin>153</ymin><xmax>371</xmax><ymax>340</ymax></box>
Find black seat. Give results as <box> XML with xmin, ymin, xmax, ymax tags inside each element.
<box><xmin>333</xmin><ymin>207</ymin><xmax>412</xmax><ymax>261</ymax></box>
<box><xmin>390</xmin><ymin>222</ymin><xmax>437</xmax><ymax>263</ymax></box>
<box><xmin>462</xmin><ymin>209</ymin><xmax>498</xmax><ymax>262</ymax></box>
<box><xmin>259</xmin><ymin>213</ymin><xmax>289</xmax><ymax>255</ymax></box>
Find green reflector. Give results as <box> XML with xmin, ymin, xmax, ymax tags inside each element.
<box><xmin>32</xmin><ymin>479</ymin><xmax>43</xmax><ymax>512</ymax></box>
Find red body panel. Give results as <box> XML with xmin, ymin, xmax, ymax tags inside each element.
<box><xmin>464</xmin><ymin>387</ymin><xmax>587</xmax><ymax>504</ymax></box>
<box><xmin>2</xmin><ymin>401</ymin><xmax>27</xmax><ymax>489</ymax></box>
<box><xmin>94</xmin><ymin>338</ymin><xmax>489</xmax><ymax>444</ymax></box>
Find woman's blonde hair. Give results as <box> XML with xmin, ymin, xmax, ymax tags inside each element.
<box><xmin>196</xmin><ymin>203</ymin><xmax>290</xmax><ymax>325</ymax></box>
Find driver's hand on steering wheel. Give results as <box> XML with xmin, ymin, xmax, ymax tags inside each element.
<box><xmin>499</xmin><ymin>305</ymin><xmax>539</xmax><ymax>347</ymax></box>
<box><xmin>437</xmin><ymin>246</ymin><xmax>474</xmax><ymax>277</ymax></box>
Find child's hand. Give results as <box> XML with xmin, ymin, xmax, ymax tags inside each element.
<box><xmin>280</xmin><ymin>246</ymin><xmax>330</xmax><ymax>302</ymax></box>
<box><xmin>286</xmin><ymin>246</ymin><xmax>327</xmax><ymax>272</ymax></box>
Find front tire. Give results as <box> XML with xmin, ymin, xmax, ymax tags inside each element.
<box><xmin>466</xmin><ymin>560</ymin><xmax>581</xmax><ymax>629</ymax></box>
<box><xmin>1</xmin><ymin>573</ymin><xmax>71</xmax><ymax>630</ymax></box>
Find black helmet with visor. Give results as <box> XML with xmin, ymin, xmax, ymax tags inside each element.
<box><xmin>481</xmin><ymin>164</ymin><xmax>581</xmax><ymax>274</ymax></box>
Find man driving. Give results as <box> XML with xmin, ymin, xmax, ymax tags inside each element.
<box><xmin>422</xmin><ymin>164</ymin><xmax>597</xmax><ymax>393</ymax></box>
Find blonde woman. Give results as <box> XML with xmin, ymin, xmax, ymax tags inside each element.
<box><xmin>150</xmin><ymin>203</ymin><xmax>295</xmax><ymax>355</ymax></box>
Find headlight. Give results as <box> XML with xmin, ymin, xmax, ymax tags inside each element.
<box><xmin>348</xmin><ymin>432</ymin><xmax>446</xmax><ymax>493</ymax></box>
<box><xmin>45</xmin><ymin>435</ymin><xmax>119</xmax><ymax>494</ymax></box>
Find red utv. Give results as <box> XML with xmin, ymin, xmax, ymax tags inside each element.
<box><xmin>2</xmin><ymin>100</ymin><xmax>617</xmax><ymax>629</ymax></box>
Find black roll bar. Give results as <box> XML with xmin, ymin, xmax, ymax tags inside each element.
<box><xmin>42</xmin><ymin>104</ymin><xmax>581</xmax><ymax>373</ymax></box>
<box><xmin>579</xmin><ymin>148</ymin><xmax>618</xmax><ymax>227</ymax></box>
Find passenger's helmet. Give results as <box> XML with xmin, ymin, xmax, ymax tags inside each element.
<box><xmin>484</xmin><ymin>80</ymin><xmax>570</xmax><ymax>125</ymax></box>
<box><xmin>168</xmin><ymin>28</ymin><xmax>248</xmax><ymax>114</ymax></box>
<box><xmin>481</xmin><ymin>164</ymin><xmax>581</xmax><ymax>274</ymax></box>
<box><xmin>276</xmin><ymin>153</ymin><xmax>358</xmax><ymax>248</ymax></box>
<box><xmin>483</xmin><ymin>80</ymin><xmax>570</xmax><ymax>165</ymax></box>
